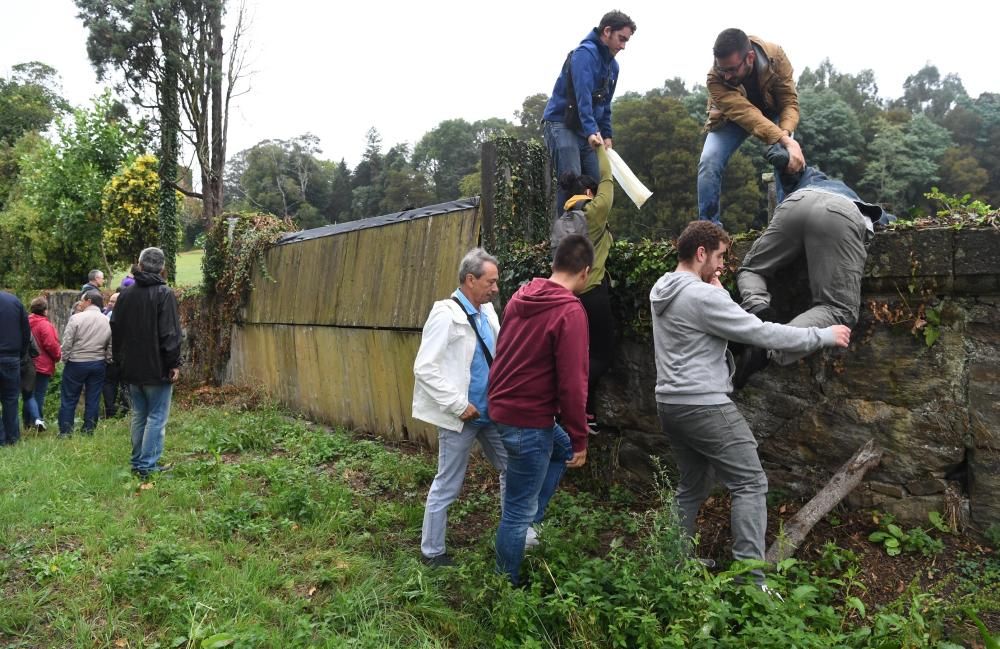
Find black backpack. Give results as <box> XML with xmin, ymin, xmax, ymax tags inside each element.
<box><xmin>550</xmin><ymin>198</ymin><xmax>607</xmax><ymax>251</ymax></box>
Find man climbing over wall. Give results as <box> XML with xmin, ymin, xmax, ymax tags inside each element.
<box><xmin>650</xmin><ymin>221</ymin><xmax>850</xmax><ymax>588</ymax></box>
<box><xmin>414</xmin><ymin>248</ymin><xmax>507</xmax><ymax>568</ymax></box>
<box><xmin>543</xmin><ymin>10</ymin><xmax>636</xmax><ymax>211</ymax></box>
<box><xmin>732</xmin><ymin>143</ymin><xmax>895</xmax><ymax>387</ymax></box>
<box><xmin>489</xmin><ymin>235</ymin><xmax>592</xmax><ymax>585</ymax></box>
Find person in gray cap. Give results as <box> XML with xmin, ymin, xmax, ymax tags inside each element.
<box><xmin>733</xmin><ymin>143</ymin><xmax>894</xmax><ymax>386</ymax></box>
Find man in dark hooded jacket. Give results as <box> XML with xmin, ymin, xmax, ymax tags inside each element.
<box><xmin>111</xmin><ymin>247</ymin><xmax>181</xmax><ymax>478</ymax></box>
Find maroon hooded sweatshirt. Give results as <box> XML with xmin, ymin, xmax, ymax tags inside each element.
<box><xmin>488</xmin><ymin>278</ymin><xmax>590</xmax><ymax>452</ymax></box>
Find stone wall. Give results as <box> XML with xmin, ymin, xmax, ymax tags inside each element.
<box><xmin>596</xmin><ymin>226</ymin><xmax>1000</xmax><ymax>533</ymax></box>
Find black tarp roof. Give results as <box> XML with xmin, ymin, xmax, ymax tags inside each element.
<box><xmin>275</xmin><ymin>197</ymin><xmax>480</xmax><ymax>246</ymax></box>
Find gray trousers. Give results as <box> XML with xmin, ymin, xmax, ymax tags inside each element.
<box><xmin>737</xmin><ymin>189</ymin><xmax>870</xmax><ymax>365</ymax></box>
<box><xmin>657</xmin><ymin>402</ymin><xmax>768</xmax><ymax>563</ymax></box>
<box><xmin>421</xmin><ymin>421</ymin><xmax>507</xmax><ymax>558</ymax></box>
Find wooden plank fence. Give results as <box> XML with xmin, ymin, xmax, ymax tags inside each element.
<box><xmin>227</xmin><ymin>199</ymin><xmax>481</xmax><ymax>447</ymax></box>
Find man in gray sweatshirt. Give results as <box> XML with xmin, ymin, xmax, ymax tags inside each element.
<box><xmin>650</xmin><ymin>220</ymin><xmax>850</xmax><ymax>573</ymax></box>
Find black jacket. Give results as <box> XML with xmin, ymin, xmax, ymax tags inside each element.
<box><xmin>111</xmin><ymin>272</ymin><xmax>182</xmax><ymax>385</ymax></box>
<box><xmin>0</xmin><ymin>291</ymin><xmax>30</xmax><ymax>359</ymax></box>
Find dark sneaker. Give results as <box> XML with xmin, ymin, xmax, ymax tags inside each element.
<box><xmin>586</xmin><ymin>414</ymin><xmax>600</xmax><ymax>435</ymax></box>
<box><xmin>421</xmin><ymin>553</ymin><xmax>455</xmax><ymax>568</ymax></box>
<box><xmin>733</xmin><ymin>346</ymin><xmax>770</xmax><ymax>389</ymax></box>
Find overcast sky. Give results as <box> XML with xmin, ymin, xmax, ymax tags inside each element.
<box><xmin>1</xmin><ymin>0</ymin><xmax>994</xmax><ymax>167</ymax></box>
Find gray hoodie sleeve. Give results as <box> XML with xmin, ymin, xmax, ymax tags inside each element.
<box><xmin>695</xmin><ymin>284</ymin><xmax>835</xmax><ymax>352</ymax></box>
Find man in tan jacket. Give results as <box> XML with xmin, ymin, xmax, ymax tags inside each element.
<box><xmin>698</xmin><ymin>28</ymin><xmax>804</xmax><ymax>225</ymax></box>
<box><xmin>58</xmin><ymin>291</ymin><xmax>111</xmax><ymax>437</ymax></box>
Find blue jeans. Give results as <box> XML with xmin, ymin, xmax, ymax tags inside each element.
<box><xmin>0</xmin><ymin>356</ymin><xmax>20</xmax><ymax>445</ymax></box>
<box><xmin>58</xmin><ymin>360</ymin><xmax>105</xmax><ymax>436</ymax></box>
<box><xmin>495</xmin><ymin>423</ymin><xmax>572</xmax><ymax>584</ymax></box>
<box><xmin>543</xmin><ymin>120</ymin><xmax>599</xmax><ymax>213</ymax></box>
<box><xmin>22</xmin><ymin>372</ymin><xmax>50</xmax><ymax>426</ymax></box>
<box><xmin>130</xmin><ymin>383</ymin><xmax>173</xmax><ymax>474</ymax></box>
<box><xmin>697</xmin><ymin>120</ymin><xmax>786</xmax><ymax>224</ymax></box>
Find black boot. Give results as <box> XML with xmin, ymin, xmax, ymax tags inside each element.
<box><xmin>733</xmin><ymin>346</ymin><xmax>770</xmax><ymax>389</ymax></box>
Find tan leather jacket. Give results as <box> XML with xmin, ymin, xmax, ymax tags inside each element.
<box><xmin>704</xmin><ymin>36</ymin><xmax>799</xmax><ymax>145</ymax></box>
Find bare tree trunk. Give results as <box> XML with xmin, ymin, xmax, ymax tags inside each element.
<box><xmin>765</xmin><ymin>439</ymin><xmax>884</xmax><ymax>563</ymax></box>
<box><xmin>203</xmin><ymin>0</ymin><xmax>224</xmax><ymax>223</ymax></box>
<box><xmin>158</xmin><ymin>7</ymin><xmax>181</xmax><ymax>281</ymax></box>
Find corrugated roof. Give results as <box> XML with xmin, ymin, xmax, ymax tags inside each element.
<box><xmin>276</xmin><ymin>197</ymin><xmax>480</xmax><ymax>245</ymax></box>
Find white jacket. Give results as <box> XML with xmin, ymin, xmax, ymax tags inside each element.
<box><xmin>412</xmin><ymin>296</ymin><xmax>500</xmax><ymax>432</ymax></box>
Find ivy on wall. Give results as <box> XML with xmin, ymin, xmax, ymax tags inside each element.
<box><xmin>491</xmin><ymin>136</ymin><xmax>551</xmax><ymax>260</ymax></box>
<box><xmin>498</xmin><ymin>238</ymin><xmax>682</xmax><ymax>338</ymax></box>
<box><xmin>193</xmin><ymin>212</ymin><xmax>296</xmax><ymax>382</ymax></box>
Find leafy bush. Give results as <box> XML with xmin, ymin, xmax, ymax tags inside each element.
<box><xmin>869</xmin><ymin>513</ymin><xmax>946</xmax><ymax>557</ymax></box>
<box><xmin>498</xmin><ymin>238</ymin><xmax>680</xmax><ymax>336</ymax></box>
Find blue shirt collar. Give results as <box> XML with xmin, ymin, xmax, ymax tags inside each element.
<box><xmin>452</xmin><ymin>288</ymin><xmax>480</xmax><ymax>315</ymax></box>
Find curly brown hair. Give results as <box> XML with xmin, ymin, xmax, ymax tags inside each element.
<box><xmin>676</xmin><ymin>221</ymin><xmax>731</xmax><ymax>262</ymax></box>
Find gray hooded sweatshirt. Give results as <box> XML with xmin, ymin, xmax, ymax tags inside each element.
<box><xmin>650</xmin><ymin>271</ymin><xmax>836</xmax><ymax>405</ymax></box>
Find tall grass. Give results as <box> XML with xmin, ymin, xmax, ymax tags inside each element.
<box><xmin>0</xmin><ymin>403</ymin><xmax>992</xmax><ymax>648</ymax></box>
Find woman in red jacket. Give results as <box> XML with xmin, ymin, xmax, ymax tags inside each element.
<box><xmin>25</xmin><ymin>296</ymin><xmax>61</xmax><ymax>431</ymax></box>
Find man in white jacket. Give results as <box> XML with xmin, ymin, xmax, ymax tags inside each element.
<box><xmin>414</xmin><ymin>248</ymin><xmax>506</xmax><ymax>567</ymax></box>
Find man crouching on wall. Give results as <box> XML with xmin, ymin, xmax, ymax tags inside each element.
<box><xmin>413</xmin><ymin>248</ymin><xmax>507</xmax><ymax>568</ymax></box>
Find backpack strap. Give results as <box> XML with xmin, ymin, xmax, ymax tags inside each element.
<box><xmin>451</xmin><ymin>297</ymin><xmax>493</xmax><ymax>367</ymax></box>
<box><xmin>569</xmin><ymin>198</ymin><xmax>609</xmax><ymax>246</ymax></box>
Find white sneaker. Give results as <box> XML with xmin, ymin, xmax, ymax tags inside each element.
<box><xmin>524</xmin><ymin>525</ymin><xmax>540</xmax><ymax>549</ymax></box>
<box><xmin>34</xmin><ymin>419</ymin><xmax>46</xmax><ymax>432</ymax></box>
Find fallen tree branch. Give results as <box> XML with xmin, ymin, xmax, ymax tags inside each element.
<box><xmin>766</xmin><ymin>439</ymin><xmax>884</xmax><ymax>563</ymax></box>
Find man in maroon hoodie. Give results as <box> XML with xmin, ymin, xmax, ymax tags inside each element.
<box><xmin>489</xmin><ymin>234</ymin><xmax>593</xmax><ymax>584</ymax></box>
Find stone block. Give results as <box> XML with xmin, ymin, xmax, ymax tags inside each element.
<box><xmin>906</xmin><ymin>478</ymin><xmax>947</xmax><ymax>496</ymax></box>
<box><xmin>866</xmin><ymin>228</ymin><xmax>954</xmax><ymax>279</ymax></box>
<box><xmin>834</xmin><ymin>317</ymin><xmax>967</xmax><ymax>409</ymax></box>
<box><xmin>969</xmin><ymin>361</ymin><xmax>1000</xmax><ymax>450</ymax></box>
<box><xmin>846</xmin><ymin>486</ymin><xmax>888</xmax><ymax>510</ymax></box>
<box><xmin>954</xmin><ymin>228</ymin><xmax>1000</xmax><ymax>276</ymax></box>
<box><xmin>968</xmin><ymin>446</ymin><xmax>1000</xmax><ymax>529</ymax></box>
<box><xmin>869</xmin><ymin>481</ymin><xmax>906</xmax><ymax>498</ymax></box>
<box><xmin>881</xmin><ymin>495</ymin><xmax>946</xmax><ymax>526</ymax></box>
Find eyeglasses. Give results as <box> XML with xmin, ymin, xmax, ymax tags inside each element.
<box><xmin>714</xmin><ymin>50</ymin><xmax>750</xmax><ymax>75</ymax></box>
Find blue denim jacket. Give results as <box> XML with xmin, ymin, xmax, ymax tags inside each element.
<box><xmin>783</xmin><ymin>167</ymin><xmax>895</xmax><ymax>228</ymax></box>
<box><xmin>767</xmin><ymin>143</ymin><xmax>895</xmax><ymax>227</ymax></box>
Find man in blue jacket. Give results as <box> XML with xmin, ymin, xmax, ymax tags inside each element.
<box><xmin>543</xmin><ymin>11</ymin><xmax>635</xmax><ymax>210</ymax></box>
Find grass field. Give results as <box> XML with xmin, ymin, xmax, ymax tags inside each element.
<box><xmin>174</xmin><ymin>249</ymin><xmax>204</xmax><ymax>287</ymax></box>
<box><xmin>0</xmin><ymin>396</ymin><xmax>993</xmax><ymax>647</ymax></box>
